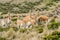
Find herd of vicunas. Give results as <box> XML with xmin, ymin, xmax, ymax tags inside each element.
<box><xmin>0</xmin><ymin>12</ymin><xmax>57</xmax><ymax>29</ymax></box>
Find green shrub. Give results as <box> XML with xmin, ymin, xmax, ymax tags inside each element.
<box><xmin>38</xmin><ymin>28</ymin><xmax>43</xmax><ymax>33</ymax></box>
<box><xmin>44</xmin><ymin>31</ymin><xmax>60</xmax><ymax>40</ymax></box>
<box><xmin>48</xmin><ymin>19</ymin><xmax>60</xmax><ymax>29</ymax></box>
<box><xmin>36</xmin><ymin>27</ymin><xmax>43</xmax><ymax>33</ymax></box>
<box><xmin>50</xmin><ymin>19</ymin><xmax>55</xmax><ymax>22</ymax></box>
<box><xmin>52</xmin><ymin>31</ymin><xmax>60</xmax><ymax>36</ymax></box>
<box><xmin>42</xmin><ymin>6</ymin><xmax>49</xmax><ymax>11</ymax></box>
<box><xmin>0</xmin><ymin>37</ymin><xmax>7</xmax><ymax>40</ymax></box>
<box><xmin>44</xmin><ymin>35</ymin><xmax>59</xmax><ymax>40</ymax></box>
<box><xmin>52</xmin><ymin>0</ymin><xmax>60</xmax><ymax>2</ymax></box>
<box><xmin>0</xmin><ymin>16</ymin><xmax>3</xmax><ymax>19</ymax></box>
<box><xmin>11</xmin><ymin>17</ymin><xmax>17</xmax><ymax>21</ymax></box>
<box><xmin>1</xmin><ymin>11</ymin><xmax>6</xmax><ymax>14</ymax></box>
<box><xmin>48</xmin><ymin>22</ymin><xmax>60</xmax><ymax>29</ymax></box>
<box><xmin>20</xmin><ymin>29</ymin><xmax>27</xmax><ymax>33</ymax></box>
<box><xmin>0</xmin><ymin>27</ymin><xmax>9</xmax><ymax>32</ymax></box>
<box><xmin>12</xmin><ymin>27</ymin><xmax>18</xmax><ymax>31</ymax></box>
<box><xmin>46</xmin><ymin>2</ymin><xmax>55</xmax><ymax>7</ymax></box>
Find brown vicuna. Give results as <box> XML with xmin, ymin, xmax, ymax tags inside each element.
<box><xmin>37</xmin><ymin>15</ymin><xmax>49</xmax><ymax>26</ymax></box>
<box><xmin>23</xmin><ymin>15</ymin><xmax>36</xmax><ymax>28</ymax></box>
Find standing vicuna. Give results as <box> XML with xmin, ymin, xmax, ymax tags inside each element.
<box><xmin>23</xmin><ymin>15</ymin><xmax>32</xmax><ymax>28</ymax></box>
<box><xmin>6</xmin><ymin>13</ymin><xmax>12</xmax><ymax>27</ymax></box>
<box><xmin>0</xmin><ymin>18</ymin><xmax>6</xmax><ymax>28</ymax></box>
<box><xmin>37</xmin><ymin>15</ymin><xmax>49</xmax><ymax>33</ymax></box>
<box><xmin>16</xmin><ymin>15</ymin><xmax>25</xmax><ymax>29</ymax></box>
<box><xmin>37</xmin><ymin>15</ymin><xmax>49</xmax><ymax>27</ymax></box>
<box><xmin>23</xmin><ymin>15</ymin><xmax>36</xmax><ymax>28</ymax></box>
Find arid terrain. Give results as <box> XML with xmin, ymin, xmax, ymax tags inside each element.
<box><xmin>0</xmin><ymin>0</ymin><xmax>60</xmax><ymax>40</ymax></box>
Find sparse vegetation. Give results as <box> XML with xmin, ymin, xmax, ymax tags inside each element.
<box><xmin>0</xmin><ymin>27</ymin><xmax>10</xmax><ymax>32</ymax></box>
<box><xmin>11</xmin><ymin>17</ymin><xmax>17</xmax><ymax>21</ymax></box>
<box><xmin>0</xmin><ymin>0</ymin><xmax>60</xmax><ymax>40</ymax></box>
<box><xmin>37</xmin><ymin>27</ymin><xmax>43</xmax><ymax>33</ymax></box>
<box><xmin>46</xmin><ymin>2</ymin><xmax>55</xmax><ymax>7</ymax></box>
<box><xmin>0</xmin><ymin>37</ymin><xmax>7</xmax><ymax>40</ymax></box>
<box><xmin>12</xmin><ymin>27</ymin><xmax>18</xmax><ymax>31</ymax></box>
<box><xmin>48</xmin><ymin>19</ymin><xmax>60</xmax><ymax>29</ymax></box>
<box><xmin>20</xmin><ymin>29</ymin><xmax>27</xmax><ymax>33</ymax></box>
<box><xmin>44</xmin><ymin>31</ymin><xmax>60</xmax><ymax>40</ymax></box>
<box><xmin>0</xmin><ymin>0</ymin><xmax>59</xmax><ymax>14</ymax></box>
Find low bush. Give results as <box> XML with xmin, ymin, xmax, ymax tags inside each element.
<box><xmin>11</xmin><ymin>17</ymin><xmax>17</xmax><ymax>21</ymax></box>
<box><xmin>52</xmin><ymin>0</ymin><xmax>60</xmax><ymax>2</ymax></box>
<box><xmin>44</xmin><ymin>31</ymin><xmax>60</xmax><ymax>40</ymax></box>
<box><xmin>48</xmin><ymin>19</ymin><xmax>60</xmax><ymax>29</ymax></box>
<box><xmin>46</xmin><ymin>2</ymin><xmax>55</xmax><ymax>7</ymax></box>
<box><xmin>35</xmin><ymin>26</ymin><xmax>43</xmax><ymax>33</ymax></box>
<box><xmin>38</xmin><ymin>27</ymin><xmax>43</xmax><ymax>33</ymax></box>
<box><xmin>0</xmin><ymin>27</ymin><xmax>10</xmax><ymax>32</ymax></box>
<box><xmin>0</xmin><ymin>16</ymin><xmax>3</xmax><ymax>19</ymax></box>
<box><xmin>42</xmin><ymin>6</ymin><xmax>49</xmax><ymax>11</ymax></box>
<box><xmin>0</xmin><ymin>37</ymin><xmax>7</xmax><ymax>40</ymax></box>
<box><xmin>20</xmin><ymin>29</ymin><xmax>27</xmax><ymax>33</ymax></box>
<box><xmin>48</xmin><ymin>22</ymin><xmax>60</xmax><ymax>29</ymax></box>
<box><xmin>12</xmin><ymin>27</ymin><xmax>18</xmax><ymax>31</ymax></box>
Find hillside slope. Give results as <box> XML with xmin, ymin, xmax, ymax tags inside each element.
<box><xmin>0</xmin><ymin>0</ymin><xmax>60</xmax><ymax>40</ymax></box>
